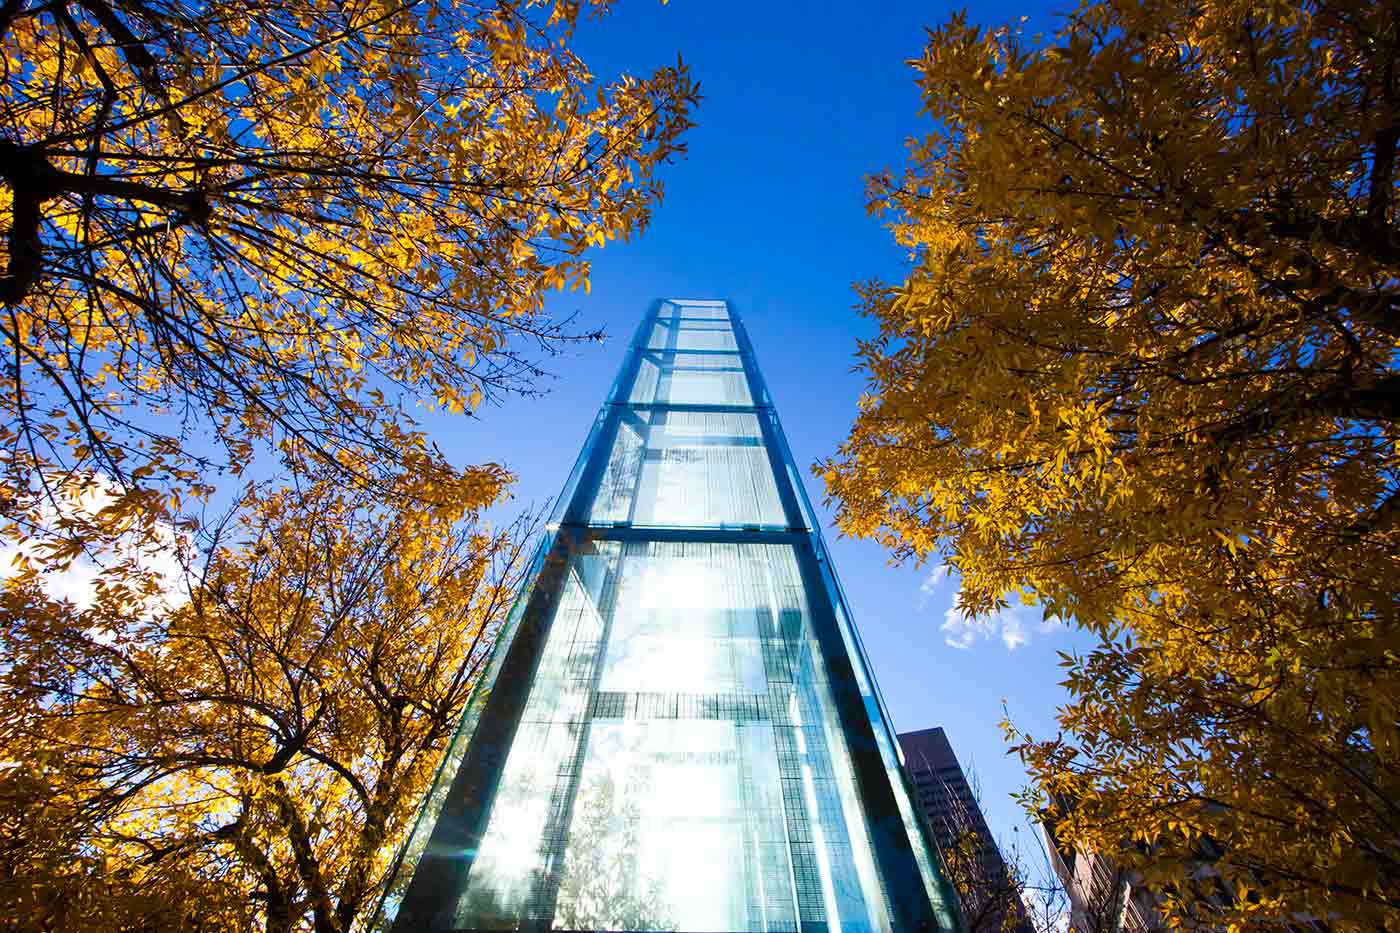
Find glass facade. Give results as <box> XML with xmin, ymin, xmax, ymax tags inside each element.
<box><xmin>376</xmin><ymin>300</ymin><xmax>960</xmax><ymax>933</ymax></box>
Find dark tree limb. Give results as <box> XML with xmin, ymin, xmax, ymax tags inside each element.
<box><xmin>75</xmin><ymin>0</ymin><xmax>187</xmax><ymax>136</ymax></box>
<box><xmin>1368</xmin><ymin>125</ymin><xmax>1399</xmax><ymax>226</ymax></box>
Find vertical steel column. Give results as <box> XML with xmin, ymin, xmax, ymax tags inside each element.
<box><xmin>730</xmin><ymin>306</ymin><xmax>955</xmax><ymax>933</ymax></box>
<box><xmin>390</xmin><ymin>528</ymin><xmax>585</xmax><ymax>929</ymax></box>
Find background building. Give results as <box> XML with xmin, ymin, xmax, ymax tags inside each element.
<box><xmin>374</xmin><ymin>300</ymin><xmax>961</xmax><ymax>933</ymax></box>
<box><xmin>1041</xmin><ymin>805</ymin><xmax>1326</xmax><ymax>932</ymax></box>
<box><xmin>1039</xmin><ymin>803</ymin><xmax>1163</xmax><ymax>933</ymax></box>
<box><xmin>899</xmin><ymin>727</ymin><xmax>1033</xmax><ymax>933</ymax></box>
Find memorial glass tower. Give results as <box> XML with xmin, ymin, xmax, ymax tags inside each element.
<box><xmin>376</xmin><ymin>300</ymin><xmax>959</xmax><ymax>933</ymax></box>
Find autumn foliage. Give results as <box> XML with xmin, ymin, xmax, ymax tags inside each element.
<box><xmin>822</xmin><ymin>0</ymin><xmax>1399</xmax><ymax>926</ymax></box>
<box><xmin>1</xmin><ymin>461</ymin><xmax>537</xmax><ymax>931</ymax></box>
<box><xmin>0</xmin><ymin>0</ymin><xmax>696</xmax><ymax>541</ymax></box>
<box><xmin>1</xmin><ymin>0</ymin><xmax>695</xmax><ymax>928</ymax></box>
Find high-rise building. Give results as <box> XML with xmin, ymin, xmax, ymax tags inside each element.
<box><xmin>898</xmin><ymin>728</ymin><xmax>1031</xmax><ymax>933</ymax></box>
<box><xmin>373</xmin><ymin>299</ymin><xmax>959</xmax><ymax>933</ymax></box>
<box><xmin>1039</xmin><ymin>808</ymin><xmax>1162</xmax><ymax>933</ymax></box>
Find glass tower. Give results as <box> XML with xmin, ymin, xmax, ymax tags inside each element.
<box><xmin>376</xmin><ymin>300</ymin><xmax>960</xmax><ymax>933</ymax></box>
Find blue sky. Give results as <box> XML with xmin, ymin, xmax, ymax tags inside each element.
<box><xmin>427</xmin><ymin>0</ymin><xmax>1098</xmax><ymax>866</ymax></box>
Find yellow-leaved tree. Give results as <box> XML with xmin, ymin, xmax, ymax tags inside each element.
<box><xmin>1</xmin><ymin>456</ymin><xmax>538</xmax><ymax>931</ymax></box>
<box><xmin>1</xmin><ymin>1</ymin><xmax>695</xmax><ymax>927</ymax></box>
<box><xmin>0</xmin><ymin>0</ymin><xmax>696</xmax><ymax>553</ymax></box>
<box><xmin>820</xmin><ymin>0</ymin><xmax>1399</xmax><ymax>927</ymax></box>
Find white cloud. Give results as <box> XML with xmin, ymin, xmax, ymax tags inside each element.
<box><xmin>940</xmin><ymin>577</ymin><xmax>1052</xmax><ymax>650</ymax></box>
<box><xmin>916</xmin><ymin>564</ymin><xmax>950</xmax><ymax>610</ymax></box>
<box><xmin>940</xmin><ymin>600</ymin><xmax>1043</xmax><ymax>652</ymax></box>
<box><xmin>1</xmin><ymin>474</ymin><xmax>188</xmax><ymax>617</ymax></box>
<box><xmin>940</xmin><ymin>601</ymin><xmax>996</xmax><ymax>649</ymax></box>
<box><xmin>917</xmin><ymin>562</ymin><xmax>1065</xmax><ymax>653</ymax></box>
<box><xmin>1000</xmin><ymin>610</ymin><xmax>1029</xmax><ymax>651</ymax></box>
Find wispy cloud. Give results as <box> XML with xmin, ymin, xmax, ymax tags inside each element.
<box><xmin>0</xmin><ymin>474</ymin><xmax>188</xmax><ymax>616</ymax></box>
<box><xmin>916</xmin><ymin>564</ymin><xmax>950</xmax><ymax>610</ymax></box>
<box><xmin>919</xmin><ymin>564</ymin><xmax>1061</xmax><ymax>652</ymax></box>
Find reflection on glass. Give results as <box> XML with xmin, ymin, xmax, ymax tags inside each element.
<box><xmin>456</xmin><ymin>545</ymin><xmax>620</xmax><ymax>929</ymax></box>
<box><xmin>630</xmin><ymin>352</ymin><xmax>751</xmax><ymax>406</ymax></box>
<box><xmin>602</xmin><ymin>543</ymin><xmax>764</xmax><ymax>694</ymax></box>
<box><xmin>645</xmin><ymin>319</ymin><xmax>741</xmax><ymax>352</ymax></box>
<box><xmin>452</xmin><ymin>541</ymin><xmax>891</xmax><ymax>933</ymax></box>
<box><xmin>558</xmin><ymin>721</ymin><xmax>788</xmax><ymax>933</ymax></box>
<box><xmin>552</xmin><ymin>763</ymin><xmax>674</xmax><ymax>932</ymax></box>
<box><xmin>456</xmin><ymin>721</ymin><xmax>576</xmax><ymax>926</ymax></box>
<box><xmin>589</xmin><ymin>412</ymin><xmax>786</xmax><ymax>528</ymax></box>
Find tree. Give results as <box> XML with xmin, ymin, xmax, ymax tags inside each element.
<box><xmin>906</xmin><ymin>755</ymin><xmax>1065</xmax><ymax>933</ymax></box>
<box><xmin>0</xmin><ymin>457</ymin><xmax>539</xmax><ymax>932</ymax></box>
<box><xmin>925</xmin><ymin>772</ymin><xmax>1041</xmax><ymax>933</ymax></box>
<box><xmin>1</xmin><ymin>0</ymin><xmax>697</xmax><ymax>565</ymax></box>
<box><xmin>820</xmin><ymin>0</ymin><xmax>1399</xmax><ymax>926</ymax></box>
<box><xmin>1039</xmin><ymin>792</ymin><xmax>1172</xmax><ymax>933</ymax></box>
<box><xmin>553</xmin><ymin>772</ymin><xmax>676</xmax><ymax>933</ymax></box>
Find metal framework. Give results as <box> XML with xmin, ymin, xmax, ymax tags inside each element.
<box><xmin>374</xmin><ymin>300</ymin><xmax>960</xmax><ymax>933</ymax></box>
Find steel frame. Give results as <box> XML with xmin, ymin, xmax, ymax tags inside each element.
<box><xmin>377</xmin><ymin>300</ymin><xmax>961</xmax><ymax>933</ymax></box>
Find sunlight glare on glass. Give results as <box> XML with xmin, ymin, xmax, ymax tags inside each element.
<box><xmin>639</xmin><ymin>557</ymin><xmax>724</xmax><ymax>612</ymax></box>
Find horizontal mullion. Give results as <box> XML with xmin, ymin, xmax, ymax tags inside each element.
<box><xmin>637</xmin><ymin>349</ymin><xmax>745</xmax><ymax>360</ymax></box>
<box><xmin>556</xmin><ymin>524</ymin><xmax>812</xmax><ymax>544</ymax></box>
<box><xmin>586</xmin><ymin>690</ymin><xmax>794</xmax><ymax>724</ymax></box>
<box><xmin>637</xmin><ymin>349</ymin><xmax>744</xmax><ymax>361</ymax></box>
<box><xmin>642</xmin><ymin>436</ymin><xmax>763</xmax><ymax>449</ymax></box>
<box><xmin>609</xmin><ymin>401</ymin><xmax>770</xmax><ymax>414</ymax></box>
<box><xmin>632</xmin><ymin>346</ymin><xmax>748</xmax><ymax>356</ymax></box>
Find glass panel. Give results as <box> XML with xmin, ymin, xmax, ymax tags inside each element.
<box><xmin>600</xmin><ymin>543</ymin><xmax>766</xmax><ymax>695</ymax></box>
<box><xmin>587</xmin><ymin>411</ymin><xmax>787</xmax><ymax>528</ymax></box>
<box><xmin>644</xmin><ymin>319</ymin><xmax>740</xmax><ymax>352</ymax></box>
<box><xmin>556</xmin><ymin>720</ymin><xmax>791</xmax><ymax>933</ymax></box>
<box><xmin>630</xmin><ymin>351</ymin><xmax>752</xmax><ymax>406</ymax></box>
<box><xmin>457</xmin><ymin>720</ymin><xmax>578</xmax><ymax>926</ymax></box>
<box><xmin>592</xmin><ymin>417</ymin><xmax>646</xmax><ymax>524</ymax></box>
<box><xmin>456</xmin><ymin>542</ymin><xmax>622</xmax><ymax>929</ymax></box>
<box><xmin>661</xmin><ymin>299</ymin><xmax>730</xmax><ymax>321</ymax></box>
<box><xmin>448</xmin><ymin>541</ymin><xmax>892</xmax><ymax>933</ymax></box>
